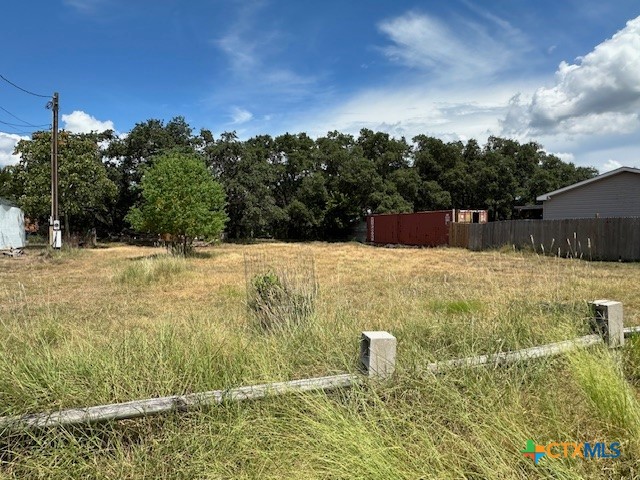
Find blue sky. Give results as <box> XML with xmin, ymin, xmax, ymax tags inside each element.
<box><xmin>1</xmin><ymin>0</ymin><xmax>639</xmax><ymax>172</ymax></box>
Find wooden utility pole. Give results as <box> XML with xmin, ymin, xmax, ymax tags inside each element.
<box><xmin>50</xmin><ymin>92</ymin><xmax>60</xmax><ymax>248</ymax></box>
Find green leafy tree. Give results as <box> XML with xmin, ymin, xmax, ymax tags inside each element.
<box><xmin>370</xmin><ymin>182</ymin><xmax>413</xmax><ymax>213</ymax></box>
<box><xmin>416</xmin><ymin>180</ymin><xmax>452</xmax><ymax>211</ymax></box>
<box><xmin>126</xmin><ymin>152</ymin><xmax>228</xmax><ymax>255</ymax></box>
<box><xmin>204</xmin><ymin>133</ymin><xmax>285</xmax><ymax>239</ymax></box>
<box><xmin>316</xmin><ymin>131</ymin><xmax>384</xmax><ymax>237</ymax></box>
<box><xmin>272</xmin><ymin>132</ymin><xmax>316</xmax><ymax>209</ymax></box>
<box><xmin>0</xmin><ymin>166</ymin><xmax>15</xmax><ymax>201</ymax></box>
<box><xmin>387</xmin><ymin>167</ymin><xmax>421</xmax><ymax>209</ymax></box>
<box><xmin>357</xmin><ymin>128</ymin><xmax>411</xmax><ymax>177</ymax></box>
<box><xmin>11</xmin><ymin>131</ymin><xmax>117</xmax><ymax>234</ymax></box>
<box><xmin>413</xmin><ymin>135</ymin><xmax>459</xmax><ymax>183</ymax></box>
<box><xmin>104</xmin><ymin>116</ymin><xmax>198</xmax><ymax>233</ymax></box>
<box><xmin>287</xmin><ymin>172</ymin><xmax>328</xmax><ymax>239</ymax></box>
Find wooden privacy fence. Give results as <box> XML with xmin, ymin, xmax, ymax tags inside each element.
<box><xmin>0</xmin><ymin>301</ymin><xmax>636</xmax><ymax>432</ymax></box>
<box><xmin>450</xmin><ymin>218</ymin><xmax>640</xmax><ymax>261</ymax></box>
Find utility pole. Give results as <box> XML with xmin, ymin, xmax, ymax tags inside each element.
<box><xmin>49</xmin><ymin>92</ymin><xmax>61</xmax><ymax>248</ymax></box>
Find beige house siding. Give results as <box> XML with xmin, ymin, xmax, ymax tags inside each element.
<box><xmin>543</xmin><ymin>171</ymin><xmax>640</xmax><ymax>220</ymax></box>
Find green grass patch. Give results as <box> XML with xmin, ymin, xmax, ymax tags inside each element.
<box><xmin>115</xmin><ymin>255</ymin><xmax>189</xmax><ymax>286</ymax></box>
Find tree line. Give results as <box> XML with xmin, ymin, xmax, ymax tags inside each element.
<box><xmin>0</xmin><ymin>116</ymin><xmax>598</xmax><ymax>241</ymax></box>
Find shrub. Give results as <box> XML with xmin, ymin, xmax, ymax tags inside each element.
<box><xmin>126</xmin><ymin>153</ymin><xmax>228</xmax><ymax>256</ymax></box>
<box><xmin>247</xmin><ymin>269</ymin><xmax>316</xmax><ymax>331</ymax></box>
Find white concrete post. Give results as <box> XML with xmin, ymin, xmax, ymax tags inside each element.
<box><xmin>589</xmin><ymin>300</ymin><xmax>624</xmax><ymax>348</ymax></box>
<box><xmin>360</xmin><ymin>331</ymin><xmax>397</xmax><ymax>379</ymax></box>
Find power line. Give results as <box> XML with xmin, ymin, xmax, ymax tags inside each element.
<box><xmin>0</xmin><ymin>105</ymin><xmax>49</xmax><ymax>128</ymax></box>
<box><xmin>0</xmin><ymin>124</ymin><xmax>39</xmax><ymax>136</ymax></box>
<box><xmin>0</xmin><ymin>73</ymin><xmax>50</xmax><ymax>99</ymax></box>
<box><xmin>0</xmin><ymin>118</ymin><xmax>49</xmax><ymax>129</ymax></box>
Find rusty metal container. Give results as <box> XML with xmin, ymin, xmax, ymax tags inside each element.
<box><xmin>367</xmin><ymin>210</ymin><xmax>453</xmax><ymax>246</ymax></box>
<box><xmin>397</xmin><ymin>210</ymin><xmax>452</xmax><ymax>246</ymax></box>
<box><xmin>367</xmin><ymin>209</ymin><xmax>488</xmax><ymax>246</ymax></box>
<box><xmin>367</xmin><ymin>213</ymin><xmax>398</xmax><ymax>244</ymax></box>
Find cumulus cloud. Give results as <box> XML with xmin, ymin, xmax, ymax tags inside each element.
<box><xmin>503</xmin><ymin>16</ymin><xmax>640</xmax><ymax>136</ymax></box>
<box><xmin>62</xmin><ymin>110</ymin><xmax>114</xmax><ymax>133</ymax></box>
<box><xmin>574</xmin><ymin>144</ymin><xmax>640</xmax><ymax>172</ymax></box>
<box><xmin>602</xmin><ymin>159</ymin><xmax>623</xmax><ymax>172</ymax></box>
<box><xmin>0</xmin><ymin>132</ymin><xmax>27</xmax><ymax>167</ymax></box>
<box><xmin>553</xmin><ymin>152</ymin><xmax>575</xmax><ymax>163</ymax></box>
<box><xmin>230</xmin><ymin>107</ymin><xmax>253</xmax><ymax>124</ymax></box>
<box><xmin>378</xmin><ymin>10</ymin><xmax>529</xmax><ymax>79</ymax></box>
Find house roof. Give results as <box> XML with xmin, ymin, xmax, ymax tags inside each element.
<box><xmin>536</xmin><ymin>166</ymin><xmax>640</xmax><ymax>202</ymax></box>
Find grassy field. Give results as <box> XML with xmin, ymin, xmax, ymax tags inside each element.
<box><xmin>0</xmin><ymin>242</ymin><xmax>639</xmax><ymax>479</ymax></box>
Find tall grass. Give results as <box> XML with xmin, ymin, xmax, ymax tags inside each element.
<box><xmin>244</xmin><ymin>249</ymin><xmax>318</xmax><ymax>331</ymax></box>
<box><xmin>0</xmin><ymin>243</ymin><xmax>638</xmax><ymax>478</ymax></box>
<box><xmin>115</xmin><ymin>255</ymin><xmax>188</xmax><ymax>286</ymax></box>
<box><xmin>569</xmin><ymin>348</ymin><xmax>640</xmax><ymax>437</ymax></box>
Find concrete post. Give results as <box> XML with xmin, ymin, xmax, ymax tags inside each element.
<box><xmin>360</xmin><ymin>331</ymin><xmax>396</xmax><ymax>379</ymax></box>
<box><xmin>589</xmin><ymin>300</ymin><xmax>624</xmax><ymax>348</ymax></box>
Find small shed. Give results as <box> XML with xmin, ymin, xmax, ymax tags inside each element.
<box><xmin>537</xmin><ymin>166</ymin><xmax>640</xmax><ymax>220</ymax></box>
<box><xmin>0</xmin><ymin>198</ymin><xmax>26</xmax><ymax>250</ymax></box>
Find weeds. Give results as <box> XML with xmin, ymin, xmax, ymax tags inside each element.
<box><xmin>0</xmin><ymin>242</ymin><xmax>638</xmax><ymax>478</ymax></box>
<box><xmin>115</xmin><ymin>255</ymin><xmax>188</xmax><ymax>286</ymax></box>
<box><xmin>244</xmin><ymin>250</ymin><xmax>318</xmax><ymax>331</ymax></box>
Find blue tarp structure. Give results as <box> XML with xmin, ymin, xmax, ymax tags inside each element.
<box><xmin>0</xmin><ymin>198</ymin><xmax>25</xmax><ymax>250</ymax></box>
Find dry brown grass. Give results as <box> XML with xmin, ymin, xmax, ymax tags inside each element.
<box><xmin>1</xmin><ymin>242</ymin><xmax>640</xmax><ymax>478</ymax></box>
<box><xmin>1</xmin><ymin>242</ymin><xmax>638</xmax><ymax>354</ymax></box>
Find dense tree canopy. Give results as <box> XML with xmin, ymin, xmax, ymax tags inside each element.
<box><xmin>2</xmin><ymin>117</ymin><xmax>598</xmax><ymax>242</ymax></box>
<box><xmin>10</xmin><ymin>130</ymin><xmax>117</xmax><ymax>234</ymax></box>
<box><xmin>104</xmin><ymin>116</ymin><xmax>199</xmax><ymax>233</ymax></box>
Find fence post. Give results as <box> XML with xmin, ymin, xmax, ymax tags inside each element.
<box><xmin>360</xmin><ymin>331</ymin><xmax>397</xmax><ymax>379</ymax></box>
<box><xmin>589</xmin><ymin>300</ymin><xmax>624</xmax><ymax>348</ymax></box>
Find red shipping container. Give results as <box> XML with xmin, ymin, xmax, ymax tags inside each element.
<box><xmin>367</xmin><ymin>210</ymin><xmax>453</xmax><ymax>246</ymax></box>
<box><xmin>367</xmin><ymin>214</ymin><xmax>398</xmax><ymax>244</ymax></box>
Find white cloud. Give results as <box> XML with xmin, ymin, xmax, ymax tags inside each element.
<box><xmin>230</xmin><ymin>107</ymin><xmax>253</xmax><ymax>124</ymax></box>
<box><xmin>538</xmin><ymin>135</ymin><xmax>640</xmax><ymax>172</ymax></box>
<box><xmin>503</xmin><ymin>16</ymin><xmax>640</xmax><ymax>136</ymax></box>
<box><xmin>289</xmin><ymin>81</ymin><xmax>538</xmax><ymax>143</ymax></box>
<box><xmin>281</xmin><ymin>8</ymin><xmax>533</xmax><ymax>145</ymax></box>
<box><xmin>0</xmin><ymin>132</ymin><xmax>27</xmax><ymax>167</ymax></box>
<box><xmin>62</xmin><ymin>110</ymin><xmax>114</xmax><ymax>134</ymax></box>
<box><xmin>578</xmin><ymin>144</ymin><xmax>640</xmax><ymax>173</ymax></box>
<box><xmin>249</xmin><ymin>9</ymin><xmax>638</xmax><ymax>176</ymax></box>
<box><xmin>64</xmin><ymin>0</ymin><xmax>105</xmax><ymax>12</ymax></box>
<box><xmin>378</xmin><ymin>10</ymin><xmax>529</xmax><ymax>79</ymax></box>
<box><xmin>216</xmin><ymin>29</ymin><xmax>259</xmax><ymax>74</ymax></box>
<box><xmin>553</xmin><ymin>152</ymin><xmax>575</xmax><ymax>163</ymax></box>
<box><xmin>213</xmin><ymin>2</ymin><xmax>315</xmax><ymax>96</ymax></box>
<box><xmin>602</xmin><ymin>159</ymin><xmax>622</xmax><ymax>172</ymax></box>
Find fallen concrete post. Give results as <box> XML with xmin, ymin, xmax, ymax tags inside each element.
<box><xmin>0</xmin><ymin>331</ymin><xmax>397</xmax><ymax>432</ymax></box>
